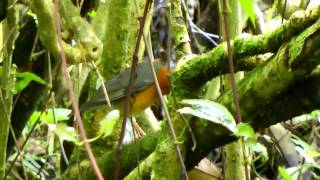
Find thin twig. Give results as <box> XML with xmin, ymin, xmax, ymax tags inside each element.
<box><xmin>0</xmin><ymin>8</ymin><xmax>29</xmax><ymax>56</ymax></box>
<box><xmin>47</xmin><ymin>51</ymin><xmax>70</xmax><ymax>166</ymax></box>
<box><xmin>181</xmin><ymin>0</ymin><xmax>219</xmax><ymax>46</ymax></box>
<box><xmin>221</xmin><ymin>0</ymin><xmax>242</xmax><ymax>126</ymax></box>
<box><xmin>221</xmin><ymin>0</ymin><xmax>248</xmax><ymax>180</ymax></box>
<box><xmin>144</xmin><ymin>33</ymin><xmax>189</xmax><ymax>179</ymax></box>
<box><xmin>4</xmin><ymin>90</ymin><xmax>53</xmax><ymax>179</ymax></box>
<box><xmin>91</xmin><ymin>62</ymin><xmax>112</xmax><ymax>107</ymax></box>
<box><xmin>129</xmin><ymin>117</ymin><xmax>142</xmax><ymax>179</ymax></box>
<box><xmin>169</xmin><ymin>79</ymin><xmax>197</xmax><ymax>151</ymax></box>
<box><xmin>281</xmin><ymin>0</ymin><xmax>288</xmax><ymax>24</ymax></box>
<box><xmin>113</xmin><ymin>1</ymin><xmax>153</xmax><ymax>179</ymax></box>
<box><xmin>52</xmin><ymin>0</ymin><xmax>104</xmax><ymax>179</ymax></box>
<box><xmin>6</xmin><ymin>24</ymin><xmax>41</xmax><ymax>180</ymax></box>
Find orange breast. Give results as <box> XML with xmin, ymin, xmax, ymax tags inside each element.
<box><xmin>156</xmin><ymin>67</ymin><xmax>170</xmax><ymax>95</ymax></box>
<box><xmin>131</xmin><ymin>85</ymin><xmax>158</xmax><ymax>114</ymax></box>
<box><xmin>130</xmin><ymin>67</ymin><xmax>170</xmax><ymax>114</ymax></box>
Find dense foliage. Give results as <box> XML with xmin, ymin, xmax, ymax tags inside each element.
<box><xmin>0</xmin><ymin>0</ymin><xmax>320</xmax><ymax>179</ymax></box>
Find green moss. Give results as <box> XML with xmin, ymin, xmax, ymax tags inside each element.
<box><xmin>28</xmin><ymin>0</ymin><xmax>102</xmax><ymax>64</ymax></box>
<box><xmin>100</xmin><ymin>0</ymin><xmax>132</xmax><ymax>78</ymax></box>
<box><xmin>169</xmin><ymin>0</ymin><xmax>192</xmax><ymax>59</ymax></box>
<box><xmin>100</xmin><ymin>0</ymin><xmax>152</xmax><ymax>79</ymax></box>
<box><xmin>152</xmin><ymin>138</ymin><xmax>181</xmax><ymax>179</ymax></box>
<box><xmin>59</xmin><ymin>0</ymin><xmax>102</xmax><ymax>62</ymax></box>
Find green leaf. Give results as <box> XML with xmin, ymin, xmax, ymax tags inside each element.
<box><xmin>49</xmin><ymin>123</ymin><xmax>101</xmax><ymax>146</ymax></box>
<box><xmin>238</xmin><ymin>0</ymin><xmax>256</xmax><ymax>27</ymax></box>
<box><xmin>87</xmin><ymin>11</ymin><xmax>97</xmax><ymax>17</ymax></box>
<box><xmin>49</xmin><ymin>124</ymin><xmax>78</xmax><ymax>143</ymax></box>
<box><xmin>51</xmin><ymin>108</ymin><xmax>72</xmax><ymax>122</ymax></box>
<box><xmin>310</xmin><ymin>110</ymin><xmax>320</xmax><ymax>117</ymax></box>
<box><xmin>178</xmin><ymin>99</ymin><xmax>236</xmax><ymax>132</ymax></box>
<box><xmin>26</xmin><ymin>10</ymin><xmax>38</xmax><ymax>24</ymax></box>
<box><xmin>15</xmin><ymin>72</ymin><xmax>46</xmax><ymax>94</ymax></box>
<box><xmin>235</xmin><ymin>123</ymin><xmax>255</xmax><ymax>139</ymax></box>
<box><xmin>308</xmin><ymin>150</ymin><xmax>320</xmax><ymax>158</ymax></box>
<box><xmin>98</xmin><ymin>110</ymin><xmax>120</xmax><ymax>137</ymax></box>
<box><xmin>28</xmin><ymin>108</ymin><xmax>71</xmax><ymax>126</ymax></box>
<box><xmin>278</xmin><ymin>166</ymin><xmax>293</xmax><ymax>180</ymax></box>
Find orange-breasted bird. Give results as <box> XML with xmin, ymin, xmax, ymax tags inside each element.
<box><xmin>80</xmin><ymin>61</ymin><xmax>170</xmax><ymax>115</ymax></box>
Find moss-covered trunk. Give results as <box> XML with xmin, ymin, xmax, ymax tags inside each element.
<box><xmin>0</xmin><ymin>1</ymin><xmax>17</xmax><ymax>177</ymax></box>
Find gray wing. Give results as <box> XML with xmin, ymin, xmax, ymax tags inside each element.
<box><xmin>80</xmin><ymin>62</ymin><xmax>160</xmax><ymax>111</ymax></box>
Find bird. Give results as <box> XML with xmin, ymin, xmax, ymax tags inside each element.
<box><xmin>80</xmin><ymin>61</ymin><xmax>170</xmax><ymax>115</ymax></box>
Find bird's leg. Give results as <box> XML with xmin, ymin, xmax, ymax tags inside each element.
<box><xmin>132</xmin><ymin>116</ymin><xmax>146</xmax><ymax>137</ymax></box>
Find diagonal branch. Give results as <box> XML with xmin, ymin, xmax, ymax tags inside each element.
<box><xmin>172</xmin><ymin>6</ymin><xmax>320</xmax><ymax>97</ymax></box>
<box><xmin>186</xmin><ymin>16</ymin><xmax>320</xmax><ymax>169</ymax></box>
<box><xmin>52</xmin><ymin>0</ymin><xmax>104</xmax><ymax>179</ymax></box>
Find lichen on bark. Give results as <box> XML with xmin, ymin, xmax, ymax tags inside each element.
<box><xmin>26</xmin><ymin>0</ymin><xmax>102</xmax><ymax>64</ymax></box>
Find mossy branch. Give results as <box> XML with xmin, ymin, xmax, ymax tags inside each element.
<box><xmin>59</xmin><ymin>131</ymin><xmax>160</xmax><ymax>179</ymax></box>
<box><xmin>0</xmin><ymin>1</ymin><xmax>17</xmax><ymax>177</ymax></box>
<box><xmin>27</xmin><ymin>0</ymin><xmax>102</xmax><ymax>64</ymax></box>
<box><xmin>169</xmin><ymin>0</ymin><xmax>192</xmax><ymax>59</ymax></box>
<box><xmin>185</xmin><ymin>16</ymin><xmax>320</xmax><ymax>168</ymax></box>
<box><xmin>172</xmin><ymin>6</ymin><xmax>320</xmax><ymax>98</ymax></box>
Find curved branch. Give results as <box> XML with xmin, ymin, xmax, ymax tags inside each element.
<box><xmin>26</xmin><ymin>0</ymin><xmax>102</xmax><ymax>64</ymax></box>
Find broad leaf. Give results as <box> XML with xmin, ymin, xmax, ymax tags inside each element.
<box><xmin>98</xmin><ymin>109</ymin><xmax>120</xmax><ymax>137</ymax></box>
<box><xmin>278</xmin><ymin>166</ymin><xmax>293</xmax><ymax>180</ymax></box>
<box><xmin>234</xmin><ymin>122</ymin><xmax>255</xmax><ymax>139</ymax></box>
<box><xmin>48</xmin><ymin>124</ymin><xmax>78</xmax><ymax>143</ymax></box>
<box><xmin>238</xmin><ymin>0</ymin><xmax>256</xmax><ymax>27</ymax></box>
<box><xmin>308</xmin><ymin>150</ymin><xmax>320</xmax><ymax>158</ymax></box>
<box><xmin>178</xmin><ymin>99</ymin><xmax>236</xmax><ymax>132</ymax></box>
<box><xmin>87</xmin><ymin>11</ymin><xmax>97</xmax><ymax>17</ymax></box>
<box><xmin>49</xmin><ymin>123</ymin><xmax>101</xmax><ymax>145</ymax></box>
<box><xmin>28</xmin><ymin>108</ymin><xmax>71</xmax><ymax>126</ymax></box>
<box><xmin>15</xmin><ymin>72</ymin><xmax>46</xmax><ymax>94</ymax></box>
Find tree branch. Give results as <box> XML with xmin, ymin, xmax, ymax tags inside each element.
<box><xmin>172</xmin><ymin>6</ymin><xmax>320</xmax><ymax>97</ymax></box>
<box><xmin>26</xmin><ymin>0</ymin><xmax>102</xmax><ymax>64</ymax></box>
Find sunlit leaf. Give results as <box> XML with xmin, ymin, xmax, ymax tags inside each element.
<box><xmin>15</xmin><ymin>72</ymin><xmax>47</xmax><ymax>94</ymax></box>
<box><xmin>87</xmin><ymin>11</ymin><xmax>97</xmax><ymax>17</ymax></box>
<box><xmin>234</xmin><ymin>122</ymin><xmax>255</xmax><ymax>139</ymax></box>
<box><xmin>49</xmin><ymin>123</ymin><xmax>101</xmax><ymax>145</ymax></box>
<box><xmin>310</xmin><ymin>110</ymin><xmax>320</xmax><ymax>117</ymax></box>
<box><xmin>98</xmin><ymin>109</ymin><xmax>120</xmax><ymax>137</ymax></box>
<box><xmin>178</xmin><ymin>99</ymin><xmax>236</xmax><ymax>132</ymax></box>
<box><xmin>48</xmin><ymin>124</ymin><xmax>78</xmax><ymax>143</ymax></box>
<box><xmin>28</xmin><ymin>108</ymin><xmax>71</xmax><ymax>126</ymax></box>
<box><xmin>238</xmin><ymin>0</ymin><xmax>256</xmax><ymax>27</ymax></box>
<box><xmin>51</xmin><ymin>108</ymin><xmax>72</xmax><ymax>121</ymax></box>
<box><xmin>278</xmin><ymin>166</ymin><xmax>293</xmax><ymax>180</ymax></box>
<box><xmin>308</xmin><ymin>150</ymin><xmax>320</xmax><ymax>158</ymax></box>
